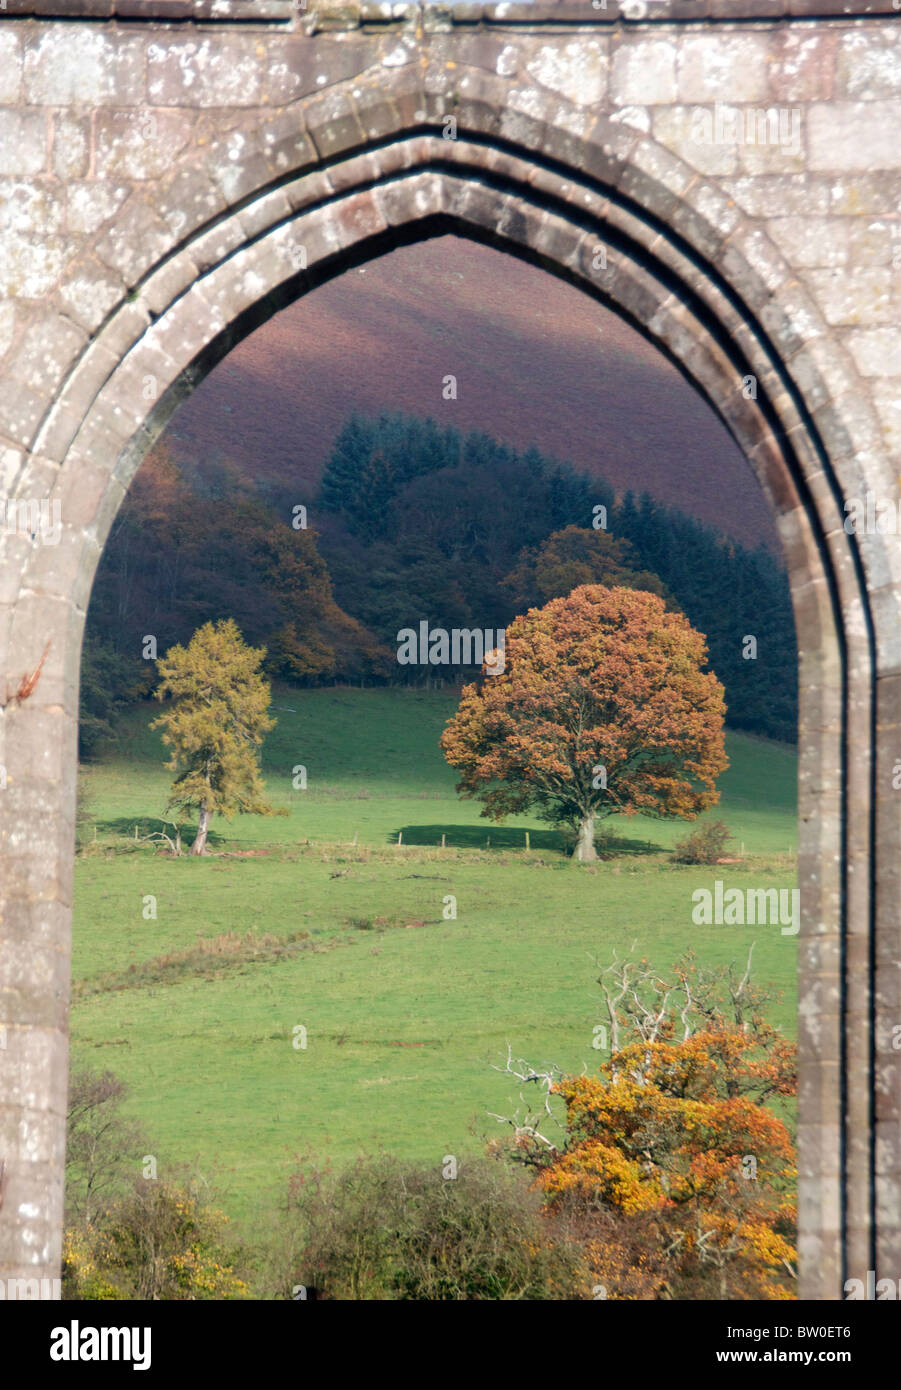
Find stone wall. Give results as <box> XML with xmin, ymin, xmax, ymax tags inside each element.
<box><xmin>1</xmin><ymin>0</ymin><xmax>899</xmax><ymax>1299</ymax></box>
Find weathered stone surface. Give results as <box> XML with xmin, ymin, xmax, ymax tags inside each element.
<box><xmin>805</xmin><ymin>267</ymin><xmax>894</xmax><ymax>327</ymax></box>
<box><xmin>526</xmin><ymin>38</ymin><xmax>607</xmax><ymax>107</ymax></box>
<box><xmin>66</xmin><ymin>180</ymin><xmax>130</xmax><ymax>237</ymax></box>
<box><xmin>676</xmin><ymin>32</ymin><xmax>770</xmax><ymax>104</ymax></box>
<box><xmin>0</xmin><ymin>111</ymin><xmax>47</xmax><ymax>178</ymax></box>
<box><xmin>651</xmin><ymin>105</ymin><xmax>738</xmax><ymax>177</ymax></box>
<box><xmin>23</xmin><ymin>27</ymin><xmax>146</xmax><ymax>106</ymax></box>
<box><xmin>4</xmin><ymin>313</ymin><xmax>86</xmax><ymax>396</ymax></box>
<box><xmin>846</xmin><ymin>328</ymin><xmax>901</xmax><ymax>379</ymax></box>
<box><xmin>767</xmin><ymin>29</ymin><xmax>836</xmax><ymax>103</ymax></box>
<box><xmin>94</xmin><ymin>109</ymin><xmax>195</xmax><ymax>181</ymax></box>
<box><xmin>264</xmin><ymin>36</ymin><xmax>379</xmax><ymax>105</ymax></box>
<box><xmin>809</xmin><ymin>101</ymin><xmax>901</xmax><ymax>172</ymax></box>
<box><xmin>768</xmin><ymin>216</ymin><xmax>849</xmax><ymax>268</ymax></box>
<box><xmin>721</xmin><ymin>174</ymin><xmax>831</xmax><ymax>219</ymax></box>
<box><xmin>836</xmin><ymin>30</ymin><xmax>901</xmax><ymax>101</ymax></box>
<box><xmin>56</xmin><ymin>258</ymin><xmax>126</xmax><ymax>333</ymax></box>
<box><xmin>52</xmin><ymin>115</ymin><xmax>91</xmax><ymax>181</ymax></box>
<box><xmin>0</xmin><ymin>31</ymin><xmax>24</xmax><ymax>105</ymax></box>
<box><xmin>147</xmin><ymin>37</ymin><xmax>265</xmax><ymax>108</ymax></box>
<box><xmin>0</xmin><ymin>181</ymin><xmax>64</xmax><ymax>240</ymax></box>
<box><xmin>1</xmin><ymin>3</ymin><xmax>900</xmax><ymax>1305</ymax></box>
<box><xmin>94</xmin><ymin>196</ymin><xmax>174</xmax><ymax>284</ymax></box>
<box><xmin>610</xmin><ymin>38</ymin><xmax>677</xmax><ymax>106</ymax></box>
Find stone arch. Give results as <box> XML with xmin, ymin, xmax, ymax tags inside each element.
<box><xmin>2</xmin><ymin>73</ymin><xmax>899</xmax><ymax>1301</ymax></box>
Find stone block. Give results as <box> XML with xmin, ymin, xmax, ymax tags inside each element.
<box><xmin>767</xmin><ymin>29</ymin><xmax>836</xmax><ymax>104</ymax></box>
<box><xmin>265</xmin><ymin>35</ymin><xmax>378</xmax><ymax>106</ymax></box>
<box><xmin>430</xmin><ymin>32</ymin><xmax>520</xmax><ymax>79</ymax></box>
<box><xmin>147</xmin><ymin>36</ymin><xmax>264</xmax><ymax>108</ymax></box>
<box><xmin>4</xmin><ymin>314</ymin><xmax>86</xmax><ymax>398</ymax></box>
<box><xmin>676</xmin><ymin>32</ymin><xmax>769</xmax><ymax>104</ymax></box>
<box><xmin>721</xmin><ymin>174</ymin><xmax>830</xmax><ymax>219</ymax></box>
<box><xmin>652</xmin><ymin>105</ymin><xmax>738</xmax><ymax>177</ymax></box>
<box><xmin>769</xmin><ymin>216</ymin><xmax>849</xmax><ymax>269</ymax></box>
<box><xmin>66</xmin><ymin>180</ymin><xmax>130</xmax><ymax>238</ymax></box>
<box><xmin>207</xmin><ymin>125</ymin><xmax>281</xmax><ymax>206</ymax></box>
<box><xmin>0</xmin><ymin>181</ymin><xmax>64</xmax><ymax>240</ymax></box>
<box><xmin>0</xmin><ymin>111</ymin><xmax>47</xmax><ymax>178</ymax></box>
<box><xmin>847</xmin><ymin>329</ymin><xmax>901</xmax><ymax>380</ymax></box>
<box><xmin>94</xmin><ymin>197</ymin><xmax>173</xmax><ymax>285</ymax></box>
<box><xmin>836</xmin><ymin>30</ymin><xmax>901</xmax><ymax>101</ymax></box>
<box><xmin>526</xmin><ymin>38</ymin><xmax>608</xmax><ymax>107</ymax></box>
<box><xmin>377</xmin><ymin>171</ymin><xmax>444</xmax><ymax>228</ymax></box>
<box><xmin>304</xmin><ymin>86</ymin><xmax>367</xmax><ymax>161</ymax></box>
<box><xmin>139</xmin><ymin>255</ymin><xmax>199</xmax><ymax>323</ymax></box>
<box><xmin>0</xmin><ymin>31</ymin><xmax>23</xmax><ymax>106</ymax></box>
<box><xmin>805</xmin><ymin>267</ymin><xmax>893</xmax><ymax>327</ymax></box>
<box><xmin>830</xmin><ymin>173</ymin><xmax>901</xmax><ymax>216</ymax></box>
<box><xmin>0</xmin><ymin>383</ymin><xmax>46</xmax><ymax>450</ymax></box>
<box><xmin>847</xmin><ymin>219</ymin><xmax>894</xmax><ymax>267</ymax></box>
<box><xmin>154</xmin><ymin>165</ymin><xmax>228</xmax><ymax>242</ymax></box>
<box><xmin>809</xmin><ymin>102</ymin><xmax>901</xmax><ymax>173</ymax></box>
<box><xmin>23</xmin><ymin>27</ymin><xmax>145</xmax><ymax>106</ymax></box>
<box><xmin>57</xmin><ymin>259</ymin><xmax>125</xmax><ymax>335</ymax></box>
<box><xmin>51</xmin><ymin>115</ymin><xmax>91</xmax><ymax>181</ymax></box>
<box><xmin>94</xmin><ymin>109</ymin><xmax>194</xmax><ymax>182</ymax></box>
<box><xmin>610</xmin><ymin>37</ymin><xmax>677</xmax><ymax>106</ymax></box>
<box><xmin>0</xmin><ymin>1026</ymin><xmax>68</xmax><ymax>1114</ymax></box>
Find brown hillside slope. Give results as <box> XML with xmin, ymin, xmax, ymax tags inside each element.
<box><xmin>163</xmin><ymin>235</ymin><xmax>777</xmax><ymax>550</ymax></box>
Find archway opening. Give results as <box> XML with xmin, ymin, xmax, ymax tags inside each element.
<box><xmin>68</xmin><ymin>216</ymin><xmax>816</xmax><ymax>1301</ymax></box>
<box><xmin>4</xmin><ymin>110</ymin><xmax>878</xmax><ymax>1300</ymax></box>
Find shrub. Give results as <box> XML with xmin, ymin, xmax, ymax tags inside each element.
<box><xmin>64</xmin><ymin>1067</ymin><xmax>249</xmax><ymax>1300</ymax></box>
<box><xmin>536</xmin><ymin>1029</ymin><xmax>797</xmax><ymax>1300</ymax></box>
<box><xmin>287</xmin><ymin>1154</ymin><xmax>586</xmax><ymax>1300</ymax></box>
<box><xmin>62</xmin><ymin>1226</ymin><xmax>127</xmax><ymax>1301</ymax></box>
<box><xmin>64</xmin><ymin>1178</ymin><xmax>249</xmax><ymax>1301</ymax></box>
<box><xmin>66</xmin><ymin>1067</ymin><xmax>146</xmax><ymax>1225</ymax></box>
<box><xmin>671</xmin><ymin>819</ymin><xmax>733</xmax><ymax>865</ymax></box>
<box><xmin>493</xmin><ymin>951</ymin><xmax>797</xmax><ymax>1301</ymax></box>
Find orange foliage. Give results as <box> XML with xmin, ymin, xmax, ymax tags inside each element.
<box><xmin>502</xmin><ymin>525</ymin><xmax>673</xmax><ymax>611</ymax></box>
<box><xmin>534</xmin><ymin>1027</ymin><xmax>797</xmax><ymax>1300</ymax></box>
<box><xmin>440</xmin><ymin>585</ymin><xmax>728</xmax><ymax>836</ymax></box>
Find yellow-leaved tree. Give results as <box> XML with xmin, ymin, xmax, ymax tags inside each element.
<box><xmin>151</xmin><ymin>618</ymin><xmax>278</xmax><ymax>855</ymax></box>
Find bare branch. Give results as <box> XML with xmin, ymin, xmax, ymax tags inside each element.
<box><xmin>488</xmin><ymin>1044</ymin><xmax>565</xmax><ymax>1158</ymax></box>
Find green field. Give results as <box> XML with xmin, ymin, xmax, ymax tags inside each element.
<box><xmin>72</xmin><ymin>686</ymin><xmax>799</xmax><ymax>1237</ymax></box>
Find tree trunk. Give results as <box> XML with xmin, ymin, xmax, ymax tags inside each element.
<box><xmin>191</xmin><ymin>807</ymin><xmax>211</xmax><ymax>856</ymax></box>
<box><xmin>574</xmin><ymin>813</ymin><xmax>598</xmax><ymax>862</ymax></box>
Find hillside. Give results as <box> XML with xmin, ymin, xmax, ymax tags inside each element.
<box><xmin>73</xmin><ymin>688</ymin><xmax>798</xmax><ymax>1231</ymax></box>
<box><xmin>163</xmin><ymin>235</ymin><xmax>778</xmax><ymax>551</ymax></box>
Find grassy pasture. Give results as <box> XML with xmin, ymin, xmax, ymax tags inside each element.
<box><xmin>72</xmin><ymin>686</ymin><xmax>798</xmax><ymax>1234</ymax></box>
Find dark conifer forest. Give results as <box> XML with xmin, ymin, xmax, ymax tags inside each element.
<box><xmin>82</xmin><ymin>411</ymin><xmax>797</xmax><ymax>754</ymax></box>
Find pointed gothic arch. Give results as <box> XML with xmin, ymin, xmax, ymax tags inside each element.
<box><xmin>1</xmin><ymin>35</ymin><xmax>899</xmax><ymax>1301</ymax></box>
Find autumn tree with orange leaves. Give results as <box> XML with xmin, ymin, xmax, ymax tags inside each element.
<box><xmin>501</xmin><ymin>525</ymin><xmax>673</xmax><ymax>612</ymax></box>
<box><xmin>440</xmin><ymin>585</ymin><xmax>728</xmax><ymax>860</ymax></box>
<box><xmin>490</xmin><ymin>951</ymin><xmax>798</xmax><ymax>1300</ymax></box>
